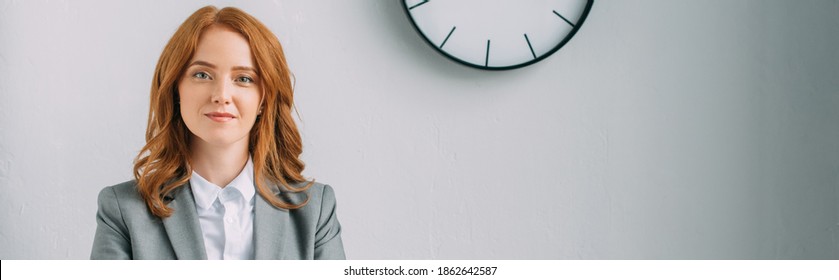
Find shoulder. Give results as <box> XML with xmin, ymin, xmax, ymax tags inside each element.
<box><xmin>102</xmin><ymin>180</ymin><xmax>140</xmax><ymax>194</ymax></box>
<box><xmin>286</xmin><ymin>181</ymin><xmax>338</xmax><ymax>207</ymax></box>
<box><xmin>294</xmin><ymin>180</ymin><xmax>335</xmax><ymax>197</ymax></box>
<box><xmin>96</xmin><ymin>180</ymin><xmax>148</xmax><ymax>213</ymax></box>
<box><xmin>98</xmin><ymin>180</ymin><xmax>140</xmax><ymax>200</ymax></box>
<box><xmin>278</xmin><ymin>181</ymin><xmax>340</xmax><ymax>217</ymax></box>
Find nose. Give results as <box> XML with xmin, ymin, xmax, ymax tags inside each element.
<box><xmin>211</xmin><ymin>81</ymin><xmax>232</xmax><ymax>105</ymax></box>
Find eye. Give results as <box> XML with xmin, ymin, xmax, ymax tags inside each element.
<box><xmin>236</xmin><ymin>76</ymin><xmax>254</xmax><ymax>84</ymax></box>
<box><xmin>192</xmin><ymin>71</ymin><xmax>211</xmax><ymax>80</ymax></box>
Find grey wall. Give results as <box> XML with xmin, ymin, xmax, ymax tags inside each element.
<box><xmin>1</xmin><ymin>0</ymin><xmax>837</xmax><ymax>259</ymax></box>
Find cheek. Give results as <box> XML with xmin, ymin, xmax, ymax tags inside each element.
<box><xmin>239</xmin><ymin>90</ymin><xmax>263</xmax><ymax>116</ymax></box>
<box><xmin>178</xmin><ymin>83</ymin><xmax>205</xmax><ymax>108</ymax></box>
<box><xmin>177</xmin><ymin>83</ymin><xmax>205</xmax><ymax>123</ymax></box>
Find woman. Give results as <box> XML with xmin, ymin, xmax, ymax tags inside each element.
<box><xmin>91</xmin><ymin>6</ymin><xmax>345</xmax><ymax>260</ymax></box>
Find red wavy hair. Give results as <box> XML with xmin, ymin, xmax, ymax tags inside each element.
<box><xmin>134</xmin><ymin>6</ymin><xmax>312</xmax><ymax>218</ymax></box>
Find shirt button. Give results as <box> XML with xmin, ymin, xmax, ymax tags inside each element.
<box><xmin>225</xmin><ymin>217</ymin><xmax>234</xmax><ymax>223</ymax></box>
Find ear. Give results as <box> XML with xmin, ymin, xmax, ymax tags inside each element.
<box><xmin>257</xmin><ymin>86</ymin><xmax>267</xmax><ymax>115</ymax></box>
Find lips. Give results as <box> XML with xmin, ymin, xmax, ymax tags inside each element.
<box><xmin>205</xmin><ymin>112</ymin><xmax>236</xmax><ymax>122</ymax></box>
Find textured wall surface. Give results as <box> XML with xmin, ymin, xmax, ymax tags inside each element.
<box><xmin>1</xmin><ymin>0</ymin><xmax>837</xmax><ymax>259</ymax></box>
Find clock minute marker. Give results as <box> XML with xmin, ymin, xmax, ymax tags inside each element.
<box><xmin>439</xmin><ymin>26</ymin><xmax>456</xmax><ymax>49</ymax></box>
<box><xmin>408</xmin><ymin>0</ymin><xmax>429</xmax><ymax>10</ymax></box>
<box><xmin>524</xmin><ymin>34</ymin><xmax>536</xmax><ymax>59</ymax></box>
<box><xmin>485</xmin><ymin>40</ymin><xmax>491</xmax><ymax>67</ymax></box>
<box><xmin>402</xmin><ymin>0</ymin><xmax>593</xmax><ymax>70</ymax></box>
<box><xmin>553</xmin><ymin>10</ymin><xmax>575</xmax><ymax>27</ymax></box>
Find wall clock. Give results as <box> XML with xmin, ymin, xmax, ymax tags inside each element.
<box><xmin>402</xmin><ymin>0</ymin><xmax>594</xmax><ymax>70</ymax></box>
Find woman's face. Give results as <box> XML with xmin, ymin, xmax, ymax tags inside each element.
<box><xmin>178</xmin><ymin>25</ymin><xmax>261</xmax><ymax>148</ymax></box>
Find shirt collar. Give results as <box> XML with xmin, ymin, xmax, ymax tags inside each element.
<box><xmin>189</xmin><ymin>157</ymin><xmax>256</xmax><ymax>210</ymax></box>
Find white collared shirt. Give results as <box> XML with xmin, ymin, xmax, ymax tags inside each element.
<box><xmin>189</xmin><ymin>157</ymin><xmax>256</xmax><ymax>260</ymax></box>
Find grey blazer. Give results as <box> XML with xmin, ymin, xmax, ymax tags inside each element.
<box><xmin>90</xmin><ymin>180</ymin><xmax>345</xmax><ymax>260</ymax></box>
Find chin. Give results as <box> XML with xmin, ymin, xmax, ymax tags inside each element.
<box><xmin>193</xmin><ymin>132</ymin><xmax>249</xmax><ymax>147</ymax></box>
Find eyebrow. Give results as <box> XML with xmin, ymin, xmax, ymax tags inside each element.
<box><xmin>188</xmin><ymin>60</ymin><xmax>257</xmax><ymax>72</ymax></box>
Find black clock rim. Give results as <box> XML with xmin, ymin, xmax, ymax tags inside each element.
<box><xmin>401</xmin><ymin>0</ymin><xmax>594</xmax><ymax>71</ymax></box>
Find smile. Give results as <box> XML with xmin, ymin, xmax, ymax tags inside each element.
<box><xmin>205</xmin><ymin>112</ymin><xmax>236</xmax><ymax>122</ymax></box>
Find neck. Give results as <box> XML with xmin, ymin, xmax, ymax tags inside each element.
<box><xmin>189</xmin><ymin>136</ymin><xmax>249</xmax><ymax>188</ymax></box>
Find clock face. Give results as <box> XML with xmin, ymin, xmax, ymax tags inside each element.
<box><xmin>403</xmin><ymin>0</ymin><xmax>593</xmax><ymax>70</ymax></box>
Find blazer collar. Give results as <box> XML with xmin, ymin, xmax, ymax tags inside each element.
<box><xmin>254</xmin><ymin>181</ymin><xmax>308</xmax><ymax>259</ymax></box>
<box><xmin>254</xmin><ymin>189</ymin><xmax>290</xmax><ymax>260</ymax></box>
<box><xmin>161</xmin><ymin>181</ymin><xmax>304</xmax><ymax>260</ymax></box>
<box><xmin>162</xmin><ymin>182</ymin><xmax>208</xmax><ymax>260</ymax></box>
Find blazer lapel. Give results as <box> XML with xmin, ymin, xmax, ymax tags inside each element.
<box><xmin>161</xmin><ymin>182</ymin><xmax>208</xmax><ymax>260</ymax></box>
<box><xmin>254</xmin><ymin>188</ymin><xmax>290</xmax><ymax>259</ymax></box>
